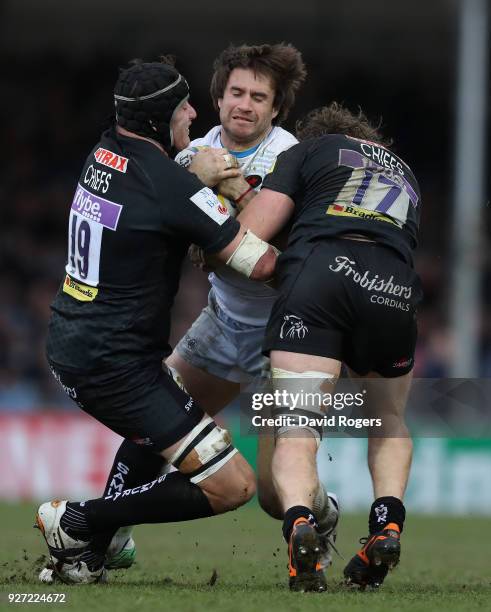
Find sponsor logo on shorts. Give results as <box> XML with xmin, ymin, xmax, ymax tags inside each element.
<box><xmin>184</xmin><ymin>398</ymin><xmax>194</xmax><ymax>412</ymax></box>
<box><xmin>49</xmin><ymin>366</ymin><xmax>78</xmax><ymax>400</ymax></box>
<box><xmin>370</xmin><ymin>295</ymin><xmax>410</xmax><ymax>311</ymax></box>
<box><xmin>393</xmin><ymin>357</ymin><xmax>413</xmax><ymax>369</ymax></box>
<box><xmin>329</xmin><ymin>256</ymin><xmax>412</xmax><ymax>300</ymax></box>
<box><xmin>132</xmin><ymin>436</ymin><xmax>153</xmax><ymax>446</ymax></box>
<box><xmin>280</xmin><ymin>315</ymin><xmax>309</xmax><ymax>340</ymax></box>
<box><xmin>94</xmin><ymin>147</ymin><xmax>128</xmax><ymax>173</ymax></box>
<box><xmin>186</xmin><ymin>337</ymin><xmax>197</xmax><ymax>351</ymax></box>
<box><xmin>63</xmin><ymin>274</ymin><xmax>99</xmax><ymax>301</ymax></box>
<box><xmin>190</xmin><ymin>187</ymin><xmax>230</xmax><ymax>225</ymax></box>
<box><xmin>326</xmin><ymin>203</ymin><xmax>399</xmax><ymax>225</ymax></box>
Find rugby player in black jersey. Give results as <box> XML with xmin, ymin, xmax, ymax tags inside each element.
<box><xmin>235</xmin><ymin>102</ymin><xmax>423</xmax><ymax>591</ymax></box>
<box><xmin>44</xmin><ymin>44</ymin><xmax>336</xmax><ymax>583</ymax></box>
<box><xmin>35</xmin><ymin>58</ymin><xmax>279</xmax><ymax>584</ymax></box>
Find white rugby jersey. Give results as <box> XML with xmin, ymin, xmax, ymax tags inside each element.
<box><xmin>175</xmin><ymin>125</ymin><xmax>297</xmax><ymax>325</ymax></box>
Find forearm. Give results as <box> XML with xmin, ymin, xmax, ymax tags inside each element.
<box><xmin>211</xmin><ymin>228</ymin><xmax>278</xmax><ymax>282</ymax></box>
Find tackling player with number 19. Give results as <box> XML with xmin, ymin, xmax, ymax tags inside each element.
<box><xmin>36</xmin><ymin>58</ymin><xmax>277</xmax><ymax>584</ymax></box>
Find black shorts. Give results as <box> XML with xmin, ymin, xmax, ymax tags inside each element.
<box><xmin>48</xmin><ymin>359</ymin><xmax>204</xmax><ymax>452</ymax></box>
<box><xmin>263</xmin><ymin>239</ymin><xmax>423</xmax><ymax>377</ymax></box>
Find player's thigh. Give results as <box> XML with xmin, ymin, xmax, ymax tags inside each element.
<box><xmin>48</xmin><ymin>359</ymin><xmax>206</xmax><ymax>453</ymax></box>
<box><xmin>166</xmin><ymin>351</ymin><xmax>239</xmax><ymax>416</ymax></box>
<box><xmin>270</xmin><ymin>351</ymin><xmax>341</xmax><ymax>379</ymax></box>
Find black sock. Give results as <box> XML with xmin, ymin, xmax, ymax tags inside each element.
<box><xmin>369</xmin><ymin>496</ymin><xmax>406</xmax><ymax>534</ymax></box>
<box><xmin>83</xmin><ymin>471</ymin><xmax>214</xmax><ymax>534</ymax></box>
<box><xmin>103</xmin><ymin>439</ymin><xmax>166</xmax><ymax>498</ymax></box>
<box><xmin>282</xmin><ymin>505</ymin><xmax>317</xmax><ymax>543</ymax></box>
<box><xmin>90</xmin><ymin>439</ymin><xmax>167</xmax><ymax>552</ymax></box>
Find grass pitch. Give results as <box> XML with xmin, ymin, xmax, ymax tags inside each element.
<box><xmin>0</xmin><ymin>502</ymin><xmax>489</xmax><ymax>611</ymax></box>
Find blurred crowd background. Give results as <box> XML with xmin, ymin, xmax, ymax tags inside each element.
<box><xmin>1</xmin><ymin>0</ymin><xmax>490</xmax><ymax>410</ymax></box>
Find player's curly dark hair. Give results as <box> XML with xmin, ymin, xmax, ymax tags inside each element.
<box><xmin>295</xmin><ymin>102</ymin><xmax>392</xmax><ymax>147</ymax></box>
<box><xmin>210</xmin><ymin>43</ymin><xmax>307</xmax><ymax>125</ymax></box>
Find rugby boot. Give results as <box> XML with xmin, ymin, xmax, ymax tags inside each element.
<box><xmin>343</xmin><ymin>522</ymin><xmax>400</xmax><ymax>589</ymax></box>
<box><xmin>288</xmin><ymin>517</ymin><xmax>327</xmax><ymax>592</ymax></box>
<box><xmin>35</xmin><ymin>500</ymin><xmax>104</xmax><ymax>584</ymax></box>
<box><xmin>38</xmin><ymin>559</ymin><xmax>106</xmax><ymax>585</ymax></box>
<box><xmin>38</xmin><ymin>529</ymin><xmax>135</xmax><ymax>583</ymax></box>
<box><xmin>318</xmin><ymin>492</ymin><xmax>340</xmax><ymax>570</ymax></box>
<box><xmin>35</xmin><ymin>500</ymin><xmax>89</xmax><ymax>562</ymax></box>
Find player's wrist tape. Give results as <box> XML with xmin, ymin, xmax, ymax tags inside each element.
<box><xmin>226</xmin><ymin>229</ymin><xmax>271</xmax><ymax>278</ymax></box>
<box><xmin>235</xmin><ymin>185</ymin><xmax>254</xmax><ymax>204</ymax></box>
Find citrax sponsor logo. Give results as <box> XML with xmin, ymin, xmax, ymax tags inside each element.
<box><xmin>326</xmin><ymin>204</ymin><xmax>399</xmax><ymax>226</ymax></box>
<box><xmin>63</xmin><ymin>274</ymin><xmax>98</xmax><ymax>301</ymax></box>
<box><xmin>94</xmin><ymin>147</ymin><xmax>128</xmax><ymax>173</ymax></box>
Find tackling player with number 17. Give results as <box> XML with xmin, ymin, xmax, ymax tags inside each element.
<box><xmin>237</xmin><ymin>103</ymin><xmax>423</xmax><ymax>591</ymax></box>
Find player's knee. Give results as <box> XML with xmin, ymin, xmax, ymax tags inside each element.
<box><xmin>206</xmin><ymin>456</ymin><xmax>256</xmax><ymax>513</ymax></box>
<box><xmin>167</xmin><ymin>416</ymin><xmax>255</xmax><ymax>512</ymax></box>
<box><xmin>222</xmin><ymin>459</ymin><xmax>256</xmax><ymax>511</ymax></box>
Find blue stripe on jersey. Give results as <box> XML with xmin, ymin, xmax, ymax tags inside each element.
<box><xmin>230</xmin><ymin>143</ymin><xmax>261</xmax><ymax>158</ymax></box>
<box><xmin>219</xmin><ymin>135</ymin><xmax>261</xmax><ymax>159</ymax></box>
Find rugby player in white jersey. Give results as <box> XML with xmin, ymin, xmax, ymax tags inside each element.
<box><xmin>169</xmin><ymin>44</ymin><xmax>339</xmax><ymax>569</ymax></box>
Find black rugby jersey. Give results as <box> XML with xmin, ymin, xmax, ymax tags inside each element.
<box><xmin>262</xmin><ymin>134</ymin><xmax>421</xmax><ymax>264</ymax></box>
<box><xmin>47</xmin><ymin>127</ymin><xmax>239</xmax><ymax>372</ymax></box>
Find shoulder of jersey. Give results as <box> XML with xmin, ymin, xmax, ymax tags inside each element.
<box><xmin>263</xmin><ymin>126</ymin><xmax>298</xmax><ymax>154</ymax></box>
<box><xmin>189</xmin><ymin>125</ymin><xmax>222</xmax><ymax>148</ymax></box>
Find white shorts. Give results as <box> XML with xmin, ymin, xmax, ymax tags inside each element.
<box><xmin>174</xmin><ymin>290</ymin><xmax>269</xmax><ymax>383</ymax></box>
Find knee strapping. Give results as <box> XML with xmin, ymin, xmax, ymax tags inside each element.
<box><xmin>271</xmin><ymin>368</ymin><xmax>337</xmax><ymax>445</ymax></box>
<box><xmin>168</xmin><ymin>416</ymin><xmax>237</xmax><ymax>484</ymax></box>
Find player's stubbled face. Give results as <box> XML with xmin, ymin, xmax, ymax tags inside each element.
<box><xmin>170</xmin><ymin>100</ymin><xmax>197</xmax><ymax>152</ymax></box>
<box><xmin>218</xmin><ymin>68</ymin><xmax>279</xmax><ymax>149</ymax></box>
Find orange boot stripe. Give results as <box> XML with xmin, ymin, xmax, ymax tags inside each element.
<box><xmin>288</xmin><ymin>517</ymin><xmax>310</xmax><ymax>577</ymax></box>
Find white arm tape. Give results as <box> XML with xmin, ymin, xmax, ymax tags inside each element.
<box><xmin>226</xmin><ymin>229</ymin><xmax>271</xmax><ymax>278</ymax></box>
